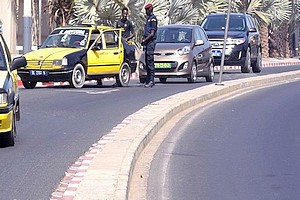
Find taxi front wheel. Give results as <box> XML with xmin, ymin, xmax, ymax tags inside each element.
<box><xmin>70</xmin><ymin>63</ymin><xmax>86</xmax><ymax>88</ymax></box>
<box><xmin>116</xmin><ymin>62</ymin><xmax>130</xmax><ymax>87</ymax></box>
<box><xmin>22</xmin><ymin>80</ymin><xmax>37</xmax><ymax>89</ymax></box>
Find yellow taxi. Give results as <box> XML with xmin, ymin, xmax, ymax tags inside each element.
<box><xmin>17</xmin><ymin>24</ymin><xmax>137</xmax><ymax>88</ymax></box>
<box><xmin>0</xmin><ymin>34</ymin><xmax>27</xmax><ymax>147</ymax></box>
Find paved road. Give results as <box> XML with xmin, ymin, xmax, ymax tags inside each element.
<box><xmin>0</xmin><ymin>65</ymin><xmax>299</xmax><ymax>199</ymax></box>
<box><xmin>148</xmin><ymin>80</ymin><xmax>300</xmax><ymax>200</ymax></box>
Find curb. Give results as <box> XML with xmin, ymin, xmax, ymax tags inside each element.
<box><xmin>51</xmin><ymin>70</ymin><xmax>300</xmax><ymax>199</ymax></box>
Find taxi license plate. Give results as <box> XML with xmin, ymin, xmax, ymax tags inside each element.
<box><xmin>154</xmin><ymin>63</ymin><xmax>171</xmax><ymax>69</ymax></box>
<box><xmin>212</xmin><ymin>49</ymin><xmax>222</xmax><ymax>57</ymax></box>
<box><xmin>30</xmin><ymin>70</ymin><xmax>48</xmax><ymax>76</ymax></box>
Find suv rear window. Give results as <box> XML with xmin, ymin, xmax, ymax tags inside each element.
<box><xmin>202</xmin><ymin>16</ymin><xmax>246</xmax><ymax>31</ymax></box>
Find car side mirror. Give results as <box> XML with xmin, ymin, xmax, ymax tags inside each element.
<box><xmin>11</xmin><ymin>56</ymin><xmax>27</xmax><ymax>71</ymax></box>
<box><xmin>249</xmin><ymin>27</ymin><xmax>257</xmax><ymax>32</ymax></box>
<box><xmin>195</xmin><ymin>39</ymin><xmax>204</xmax><ymax>46</ymax></box>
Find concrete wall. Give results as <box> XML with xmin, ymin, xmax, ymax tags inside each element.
<box><xmin>0</xmin><ymin>0</ymin><xmax>50</xmax><ymax>54</ymax></box>
<box><xmin>0</xmin><ymin>0</ymin><xmax>18</xmax><ymax>54</ymax></box>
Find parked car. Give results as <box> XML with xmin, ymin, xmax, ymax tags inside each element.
<box><xmin>0</xmin><ymin>34</ymin><xmax>27</xmax><ymax>147</ymax></box>
<box><xmin>201</xmin><ymin>13</ymin><xmax>262</xmax><ymax>73</ymax></box>
<box><xmin>139</xmin><ymin>24</ymin><xmax>214</xmax><ymax>83</ymax></box>
<box><xmin>18</xmin><ymin>24</ymin><xmax>137</xmax><ymax>89</ymax></box>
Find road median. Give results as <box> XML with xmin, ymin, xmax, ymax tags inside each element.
<box><xmin>52</xmin><ymin>70</ymin><xmax>300</xmax><ymax>200</ymax></box>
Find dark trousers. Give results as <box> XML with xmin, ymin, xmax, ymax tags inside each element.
<box><xmin>145</xmin><ymin>40</ymin><xmax>156</xmax><ymax>83</ymax></box>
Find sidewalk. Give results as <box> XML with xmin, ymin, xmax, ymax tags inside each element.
<box><xmin>262</xmin><ymin>57</ymin><xmax>300</xmax><ymax>67</ymax></box>
<box><xmin>49</xmin><ymin>59</ymin><xmax>300</xmax><ymax>200</ymax></box>
<box><xmin>214</xmin><ymin>57</ymin><xmax>300</xmax><ymax>71</ymax></box>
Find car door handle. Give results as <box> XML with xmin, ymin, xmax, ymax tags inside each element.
<box><xmin>114</xmin><ymin>52</ymin><xmax>119</xmax><ymax>55</ymax></box>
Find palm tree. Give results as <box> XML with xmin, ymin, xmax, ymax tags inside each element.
<box><xmin>31</xmin><ymin>0</ymin><xmax>39</xmax><ymax>46</ymax></box>
<box><xmin>47</xmin><ymin>0</ymin><xmax>74</xmax><ymax>32</ymax></box>
<box><xmin>194</xmin><ymin>0</ymin><xmax>228</xmax><ymax>22</ymax></box>
<box><xmin>48</xmin><ymin>0</ymin><xmax>294</xmax><ymax>58</ymax></box>
<box><xmin>288</xmin><ymin>1</ymin><xmax>300</xmax><ymax>57</ymax></box>
<box><xmin>231</xmin><ymin>0</ymin><xmax>292</xmax><ymax>58</ymax></box>
<box><xmin>263</xmin><ymin>0</ymin><xmax>292</xmax><ymax>58</ymax></box>
<box><xmin>162</xmin><ymin>0</ymin><xmax>198</xmax><ymax>24</ymax></box>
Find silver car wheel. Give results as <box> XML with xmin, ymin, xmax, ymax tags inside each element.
<box><xmin>205</xmin><ymin>62</ymin><xmax>214</xmax><ymax>82</ymax></box>
<box><xmin>188</xmin><ymin>63</ymin><xmax>197</xmax><ymax>83</ymax></box>
<box><xmin>70</xmin><ymin>63</ymin><xmax>86</xmax><ymax>88</ymax></box>
<box><xmin>116</xmin><ymin>62</ymin><xmax>131</xmax><ymax>87</ymax></box>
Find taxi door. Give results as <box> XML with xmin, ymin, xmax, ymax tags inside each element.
<box><xmin>87</xmin><ymin>29</ymin><xmax>123</xmax><ymax>75</ymax></box>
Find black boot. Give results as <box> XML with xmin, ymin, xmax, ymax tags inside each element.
<box><xmin>144</xmin><ymin>81</ymin><xmax>154</xmax><ymax>88</ymax></box>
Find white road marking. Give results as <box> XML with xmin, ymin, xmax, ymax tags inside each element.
<box><xmin>56</xmin><ymin>89</ymin><xmax>119</xmax><ymax>94</ymax></box>
<box><xmin>86</xmin><ymin>89</ymin><xmax>119</xmax><ymax>94</ymax></box>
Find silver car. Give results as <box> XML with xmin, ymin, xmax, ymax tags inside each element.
<box><xmin>139</xmin><ymin>24</ymin><xmax>214</xmax><ymax>83</ymax></box>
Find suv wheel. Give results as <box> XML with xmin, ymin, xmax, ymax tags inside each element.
<box><xmin>252</xmin><ymin>48</ymin><xmax>262</xmax><ymax>73</ymax></box>
<box><xmin>205</xmin><ymin>62</ymin><xmax>214</xmax><ymax>82</ymax></box>
<box><xmin>70</xmin><ymin>63</ymin><xmax>86</xmax><ymax>88</ymax></box>
<box><xmin>22</xmin><ymin>80</ymin><xmax>37</xmax><ymax>89</ymax></box>
<box><xmin>241</xmin><ymin>47</ymin><xmax>251</xmax><ymax>73</ymax></box>
<box><xmin>188</xmin><ymin>63</ymin><xmax>197</xmax><ymax>83</ymax></box>
<box><xmin>116</xmin><ymin>62</ymin><xmax>130</xmax><ymax>87</ymax></box>
<box><xmin>96</xmin><ymin>79</ymin><xmax>103</xmax><ymax>87</ymax></box>
<box><xmin>159</xmin><ymin>78</ymin><xmax>167</xmax><ymax>83</ymax></box>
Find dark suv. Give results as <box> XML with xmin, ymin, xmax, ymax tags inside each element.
<box><xmin>201</xmin><ymin>13</ymin><xmax>261</xmax><ymax>73</ymax></box>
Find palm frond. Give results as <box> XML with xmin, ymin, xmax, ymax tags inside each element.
<box><xmin>195</xmin><ymin>0</ymin><xmax>227</xmax><ymax>22</ymax></box>
<box><xmin>71</xmin><ymin>0</ymin><xmax>120</xmax><ymax>25</ymax></box>
<box><xmin>265</xmin><ymin>0</ymin><xmax>292</xmax><ymax>22</ymax></box>
<box><xmin>143</xmin><ymin>0</ymin><xmax>170</xmax><ymax>25</ymax></box>
<box><xmin>168</xmin><ymin>0</ymin><xmax>199</xmax><ymax>24</ymax></box>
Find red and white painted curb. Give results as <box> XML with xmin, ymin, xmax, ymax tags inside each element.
<box><xmin>214</xmin><ymin>60</ymin><xmax>300</xmax><ymax>71</ymax></box>
<box><xmin>17</xmin><ymin>72</ymin><xmax>139</xmax><ymax>88</ymax></box>
<box><xmin>50</xmin><ymin>116</ymin><xmax>134</xmax><ymax>200</ymax></box>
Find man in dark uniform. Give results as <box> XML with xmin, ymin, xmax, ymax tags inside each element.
<box><xmin>116</xmin><ymin>7</ymin><xmax>135</xmax><ymax>42</ymax></box>
<box><xmin>112</xmin><ymin>7</ymin><xmax>135</xmax><ymax>87</ymax></box>
<box><xmin>141</xmin><ymin>3</ymin><xmax>157</xmax><ymax>88</ymax></box>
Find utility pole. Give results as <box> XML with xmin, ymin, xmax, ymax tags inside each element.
<box><xmin>23</xmin><ymin>0</ymin><xmax>32</xmax><ymax>54</ymax></box>
<box><xmin>216</xmin><ymin>0</ymin><xmax>232</xmax><ymax>85</ymax></box>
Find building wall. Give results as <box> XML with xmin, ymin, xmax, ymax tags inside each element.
<box><xmin>0</xmin><ymin>0</ymin><xmax>50</xmax><ymax>54</ymax></box>
<box><xmin>0</xmin><ymin>0</ymin><xmax>17</xmax><ymax>54</ymax></box>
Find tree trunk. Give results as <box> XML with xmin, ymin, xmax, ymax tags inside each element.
<box><xmin>272</xmin><ymin>23</ymin><xmax>291</xmax><ymax>58</ymax></box>
<box><xmin>260</xmin><ymin>25</ymin><xmax>269</xmax><ymax>58</ymax></box>
<box><xmin>31</xmin><ymin>0</ymin><xmax>38</xmax><ymax>46</ymax></box>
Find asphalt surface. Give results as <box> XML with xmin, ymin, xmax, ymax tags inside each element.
<box><xmin>148</xmin><ymin>80</ymin><xmax>300</xmax><ymax>200</ymax></box>
<box><xmin>0</xmin><ymin>64</ymin><xmax>299</xmax><ymax>199</ymax></box>
<box><xmin>1</xmin><ymin>80</ymin><xmax>207</xmax><ymax>199</ymax></box>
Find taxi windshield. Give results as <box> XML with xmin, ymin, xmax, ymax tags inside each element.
<box><xmin>41</xmin><ymin>28</ymin><xmax>89</xmax><ymax>48</ymax></box>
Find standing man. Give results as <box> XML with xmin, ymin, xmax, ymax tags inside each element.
<box><xmin>116</xmin><ymin>7</ymin><xmax>135</xmax><ymax>42</ymax></box>
<box><xmin>142</xmin><ymin>3</ymin><xmax>157</xmax><ymax>88</ymax></box>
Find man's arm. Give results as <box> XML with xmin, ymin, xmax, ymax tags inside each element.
<box><xmin>126</xmin><ymin>21</ymin><xmax>135</xmax><ymax>41</ymax></box>
<box><xmin>142</xmin><ymin>29</ymin><xmax>155</xmax><ymax>44</ymax></box>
